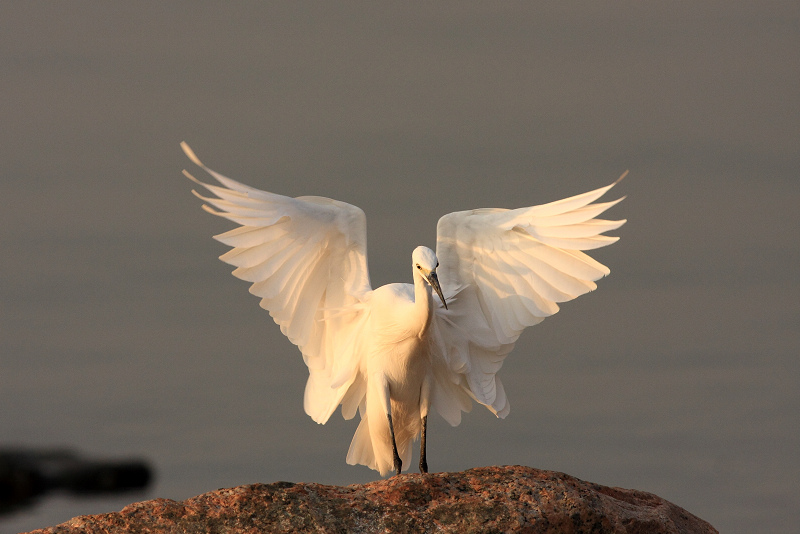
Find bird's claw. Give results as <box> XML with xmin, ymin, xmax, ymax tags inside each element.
<box><xmin>393</xmin><ymin>458</ymin><xmax>402</xmax><ymax>477</ymax></box>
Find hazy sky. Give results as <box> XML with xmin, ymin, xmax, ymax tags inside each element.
<box><xmin>2</xmin><ymin>3</ymin><xmax>798</xmax><ymax>532</ymax></box>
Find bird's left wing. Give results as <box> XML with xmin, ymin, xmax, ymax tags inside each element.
<box><xmin>182</xmin><ymin>143</ymin><xmax>372</xmax><ymax>425</ymax></box>
<box><xmin>430</xmin><ymin>175</ymin><xmax>626</xmax><ymax>424</ymax></box>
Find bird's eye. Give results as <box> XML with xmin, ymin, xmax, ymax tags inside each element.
<box><xmin>436</xmin><ymin>262</ymin><xmax>439</xmax><ymax>268</ymax></box>
<box><xmin>416</xmin><ymin>264</ymin><xmax>421</xmax><ymax>269</ymax></box>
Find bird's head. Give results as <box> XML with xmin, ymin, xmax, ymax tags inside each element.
<box><xmin>412</xmin><ymin>246</ymin><xmax>447</xmax><ymax>310</ymax></box>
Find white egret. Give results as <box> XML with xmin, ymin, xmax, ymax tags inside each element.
<box><xmin>181</xmin><ymin>142</ymin><xmax>626</xmax><ymax>477</ymax></box>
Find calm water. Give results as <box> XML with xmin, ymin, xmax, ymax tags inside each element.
<box><xmin>2</xmin><ymin>3</ymin><xmax>798</xmax><ymax>533</ymax></box>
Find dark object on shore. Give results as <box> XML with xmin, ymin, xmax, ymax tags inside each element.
<box><xmin>0</xmin><ymin>448</ymin><xmax>152</xmax><ymax>515</ymax></box>
<box><xmin>24</xmin><ymin>465</ymin><xmax>716</xmax><ymax>533</ymax></box>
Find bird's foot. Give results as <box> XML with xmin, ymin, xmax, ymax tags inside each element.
<box><xmin>419</xmin><ymin>458</ymin><xmax>428</xmax><ymax>474</ymax></box>
<box><xmin>387</xmin><ymin>411</ymin><xmax>403</xmax><ymax>476</ymax></box>
<box><xmin>393</xmin><ymin>457</ymin><xmax>402</xmax><ymax>477</ymax></box>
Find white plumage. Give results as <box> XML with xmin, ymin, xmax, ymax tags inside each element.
<box><xmin>182</xmin><ymin>142</ymin><xmax>626</xmax><ymax>476</ymax></box>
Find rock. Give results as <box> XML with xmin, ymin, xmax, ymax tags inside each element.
<box><xmin>1</xmin><ymin>448</ymin><xmax>152</xmax><ymax>516</ymax></box>
<box><xmin>24</xmin><ymin>465</ymin><xmax>717</xmax><ymax>533</ymax></box>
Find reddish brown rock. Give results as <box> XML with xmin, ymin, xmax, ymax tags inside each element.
<box><xmin>25</xmin><ymin>465</ymin><xmax>717</xmax><ymax>533</ymax></box>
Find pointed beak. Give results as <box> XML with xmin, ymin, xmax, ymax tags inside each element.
<box><xmin>426</xmin><ymin>270</ymin><xmax>448</xmax><ymax>310</ymax></box>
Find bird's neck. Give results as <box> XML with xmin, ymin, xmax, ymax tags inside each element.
<box><xmin>412</xmin><ymin>272</ymin><xmax>435</xmax><ymax>337</ymax></box>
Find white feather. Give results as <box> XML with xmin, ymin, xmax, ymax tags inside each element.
<box><xmin>183</xmin><ymin>142</ymin><xmax>626</xmax><ymax>476</ymax></box>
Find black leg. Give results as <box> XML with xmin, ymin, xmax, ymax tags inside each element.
<box><xmin>387</xmin><ymin>412</ymin><xmax>402</xmax><ymax>476</ymax></box>
<box><xmin>419</xmin><ymin>415</ymin><xmax>428</xmax><ymax>474</ymax></box>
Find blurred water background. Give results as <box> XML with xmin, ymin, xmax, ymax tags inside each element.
<box><xmin>1</xmin><ymin>3</ymin><xmax>798</xmax><ymax>533</ymax></box>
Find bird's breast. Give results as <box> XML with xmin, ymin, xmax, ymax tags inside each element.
<box><xmin>368</xmin><ymin>333</ymin><xmax>429</xmax><ymax>394</ymax></box>
<box><xmin>366</xmin><ymin>283</ymin><xmax>434</xmax><ymax>384</ymax></box>
<box><xmin>369</xmin><ymin>283</ymin><xmax>430</xmax><ymax>342</ymax></box>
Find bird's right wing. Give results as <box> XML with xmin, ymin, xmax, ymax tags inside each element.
<box><xmin>182</xmin><ymin>143</ymin><xmax>372</xmax><ymax>425</ymax></box>
<box><xmin>431</xmin><ymin>176</ymin><xmax>626</xmax><ymax>422</ymax></box>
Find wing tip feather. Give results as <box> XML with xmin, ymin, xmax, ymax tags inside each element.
<box><xmin>201</xmin><ymin>204</ymin><xmax>225</xmax><ymax>216</ymax></box>
<box><xmin>181</xmin><ymin>141</ymin><xmax>205</xmax><ymax>168</ymax></box>
<box><xmin>183</xmin><ymin>169</ymin><xmax>203</xmax><ymax>186</ymax></box>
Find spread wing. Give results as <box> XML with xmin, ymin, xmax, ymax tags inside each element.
<box><xmin>430</xmin><ymin>175</ymin><xmax>627</xmax><ymax>423</ymax></box>
<box><xmin>182</xmin><ymin>142</ymin><xmax>372</xmax><ymax>425</ymax></box>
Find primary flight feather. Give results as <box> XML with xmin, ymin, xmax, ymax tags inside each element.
<box><xmin>182</xmin><ymin>142</ymin><xmax>626</xmax><ymax>476</ymax></box>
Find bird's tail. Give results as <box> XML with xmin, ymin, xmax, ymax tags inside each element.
<box><xmin>346</xmin><ymin>412</ymin><xmax>382</xmax><ymax>474</ymax></box>
<box><xmin>346</xmin><ymin>408</ymin><xmax>417</xmax><ymax>476</ymax></box>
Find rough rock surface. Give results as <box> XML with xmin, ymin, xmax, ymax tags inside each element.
<box><xmin>26</xmin><ymin>465</ymin><xmax>717</xmax><ymax>533</ymax></box>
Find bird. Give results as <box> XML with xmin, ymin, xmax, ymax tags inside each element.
<box><xmin>181</xmin><ymin>142</ymin><xmax>626</xmax><ymax>477</ymax></box>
